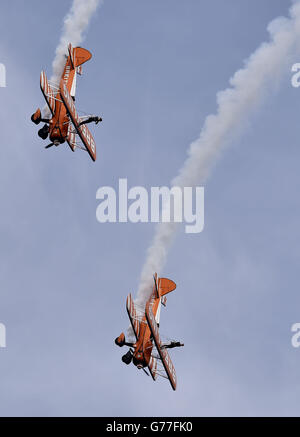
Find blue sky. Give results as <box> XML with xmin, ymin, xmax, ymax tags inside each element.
<box><xmin>0</xmin><ymin>0</ymin><xmax>300</xmax><ymax>416</ymax></box>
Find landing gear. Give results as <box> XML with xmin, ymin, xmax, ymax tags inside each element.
<box><xmin>121</xmin><ymin>350</ymin><xmax>133</xmax><ymax>365</ymax></box>
<box><xmin>38</xmin><ymin>124</ymin><xmax>49</xmax><ymax>140</ymax></box>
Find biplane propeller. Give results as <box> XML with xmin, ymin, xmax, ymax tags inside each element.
<box><xmin>115</xmin><ymin>273</ymin><xmax>184</xmax><ymax>391</ymax></box>
<box><xmin>31</xmin><ymin>44</ymin><xmax>102</xmax><ymax>162</ymax></box>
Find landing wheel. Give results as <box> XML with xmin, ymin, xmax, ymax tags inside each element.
<box><xmin>122</xmin><ymin>350</ymin><xmax>133</xmax><ymax>365</ymax></box>
<box><xmin>38</xmin><ymin>124</ymin><xmax>49</xmax><ymax>140</ymax></box>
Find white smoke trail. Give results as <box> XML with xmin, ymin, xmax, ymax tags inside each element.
<box><xmin>42</xmin><ymin>0</ymin><xmax>101</xmax><ymax>117</ymax></box>
<box><xmin>50</xmin><ymin>0</ymin><xmax>102</xmax><ymax>85</ymax></box>
<box><xmin>136</xmin><ymin>1</ymin><xmax>300</xmax><ymax>306</ymax></box>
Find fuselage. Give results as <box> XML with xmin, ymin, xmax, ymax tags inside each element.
<box><xmin>49</xmin><ymin>57</ymin><xmax>76</xmax><ymax>144</ymax></box>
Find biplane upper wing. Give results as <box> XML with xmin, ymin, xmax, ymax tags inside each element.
<box><xmin>59</xmin><ymin>79</ymin><xmax>97</xmax><ymax>162</ymax></box>
<box><xmin>145</xmin><ymin>301</ymin><xmax>177</xmax><ymax>390</ymax></box>
<box><xmin>40</xmin><ymin>71</ymin><xmax>56</xmax><ymax>116</ymax></box>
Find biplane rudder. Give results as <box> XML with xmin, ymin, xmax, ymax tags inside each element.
<box><xmin>158</xmin><ymin>277</ymin><xmax>176</xmax><ymax>297</ymax></box>
<box><xmin>68</xmin><ymin>43</ymin><xmax>92</xmax><ymax>69</ymax></box>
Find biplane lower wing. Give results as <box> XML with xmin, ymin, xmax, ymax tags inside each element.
<box><xmin>66</xmin><ymin>123</ymin><xmax>76</xmax><ymax>152</ymax></box>
<box><xmin>126</xmin><ymin>294</ymin><xmax>157</xmax><ymax>380</ymax></box>
<box><xmin>148</xmin><ymin>356</ymin><xmax>158</xmax><ymax>381</ymax></box>
<box><xmin>59</xmin><ymin>79</ymin><xmax>97</xmax><ymax>161</ymax></box>
<box><xmin>126</xmin><ymin>294</ymin><xmax>141</xmax><ymax>341</ymax></box>
<box><xmin>40</xmin><ymin>71</ymin><xmax>56</xmax><ymax>116</ymax></box>
<box><xmin>145</xmin><ymin>302</ymin><xmax>177</xmax><ymax>391</ymax></box>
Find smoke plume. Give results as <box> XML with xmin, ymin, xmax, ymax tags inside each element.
<box><xmin>136</xmin><ymin>1</ymin><xmax>300</xmax><ymax>306</ymax></box>
<box><xmin>50</xmin><ymin>0</ymin><xmax>102</xmax><ymax>85</ymax></box>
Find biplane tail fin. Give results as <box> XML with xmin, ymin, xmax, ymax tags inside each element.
<box><xmin>158</xmin><ymin>277</ymin><xmax>176</xmax><ymax>296</ymax></box>
<box><xmin>153</xmin><ymin>273</ymin><xmax>176</xmax><ymax>298</ymax></box>
<box><xmin>145</xmin><ymin>301</ymin><xmax>177</xmax><ymax>391</ymax></box>
<box><xmin>68</xmin><ymin>44</ymin><xmax>92</xmax><ymax>69</ymax></box>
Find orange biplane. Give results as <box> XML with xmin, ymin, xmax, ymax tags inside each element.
<box><xmin>115</xmin><ymin>273</ymin><xmax>184</xmax><ymax>390</ymax></box>
<box><xmin>31</xmin><ymin>44</ymin><xmax>102</xmax><ymax>161</ymax></box>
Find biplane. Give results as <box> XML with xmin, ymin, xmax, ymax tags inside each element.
<box><xmin>31</xmin><ymin>44</ymin><xmax>102</xmax><ymax>161</ymax></box>
<box><xmin>115</xmin><ymin>273</ymin><xmax>184</xmax><ymax>391</ymax></box>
